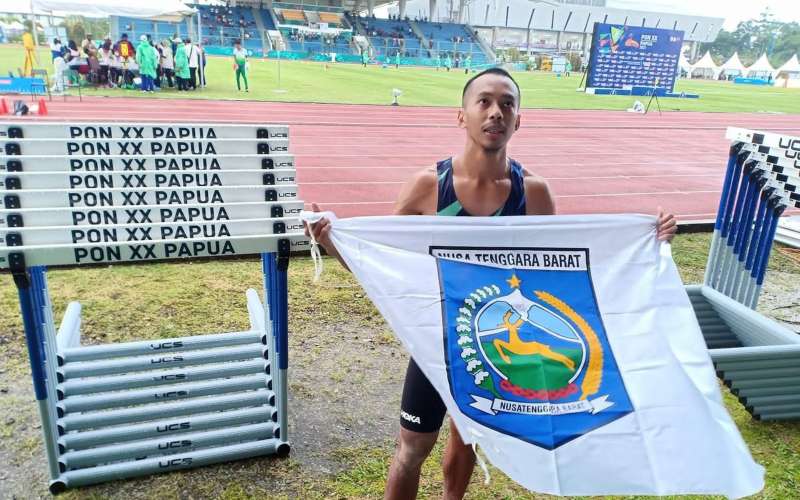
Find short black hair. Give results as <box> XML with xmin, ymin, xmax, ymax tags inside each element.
<box><xmin>461</xmin><ymin>67</ymin><xmax>521</xmax><ymax>107</ymax></box>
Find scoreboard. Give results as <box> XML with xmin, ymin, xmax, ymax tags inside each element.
<box><xmin>586</xmin><ymin>23</ymin><xmax>684</xmax><ymax>92</ymax></box>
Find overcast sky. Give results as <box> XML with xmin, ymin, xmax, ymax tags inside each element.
<box><xmin>609</xmin><ymin>0</ymin><xmax>800</xmax><ymax>30</ymax></box>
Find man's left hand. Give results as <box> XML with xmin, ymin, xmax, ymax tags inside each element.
<box><xmin>656</xmin><ymin>207</ymin><xmax>677</xmax><ymax>242</ymax></box>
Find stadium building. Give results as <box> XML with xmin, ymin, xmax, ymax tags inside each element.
<box><xmin>109</xmin><ymin>0</ymin><xmax>721</xmax><ymax>66</ymax></box>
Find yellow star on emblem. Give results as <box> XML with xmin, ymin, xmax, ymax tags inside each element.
<box><xmin>506</xmin><ymin>274</ymin><xmax>521</xmax><ymax>289</ymax></box>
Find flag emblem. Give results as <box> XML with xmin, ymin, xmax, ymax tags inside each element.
<box><xmin>432</xmin><ymin>246</ymin><xmax>634</xmax><ymax>449</ymax></box>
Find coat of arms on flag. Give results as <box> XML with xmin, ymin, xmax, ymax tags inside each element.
<box><xmin>432</xmin><ymin>247</ymin><xmax>633</xmax><ymax>449</ymax></box>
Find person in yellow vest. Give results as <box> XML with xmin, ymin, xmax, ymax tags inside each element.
<box><xmin>22</xmin><ymin>32</ymin><xmax>37</xmax><ymax>76</ymax></box>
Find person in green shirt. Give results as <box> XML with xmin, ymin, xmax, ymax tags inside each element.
<box><xmin>232</xmin><ymin>40</ymin><xmax>249</xmax><ymax>92</ymax></box>
<box><xmin>435</xmin><ymin>53</ymin><xmax>442</xmax><ymax>71</ymax></box>
<box><xmin>174</xmin><ymin>39</ymin><xmax>190</xmax><ymax>91</ymax></box>
<box><xmin>135</xmin><ymin>35</ymin><xmax>157</xmax><ymax>92</ymax></box>
<box><xmin>394</xmin><ymin>50</ymin><xmax>401</xmax><ymax>69</ymax></box>
<box><xmin>444</xmin><ymin>54</ymin><xmax>452</xmax><ymax>72</ymax></box>
<box><xmin>361</xmin><ymin>49</ymin><xmax>369</xmax><ymax>67</ymax></box>
<box><xmin>464</xmin><ymin>54</ymin><xmax>471</xmax><ymax>74</ymax></box>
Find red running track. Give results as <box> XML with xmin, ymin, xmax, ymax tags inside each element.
<box><xmin>6</xmin><ymin>96</ymin><xmax>800</xmax><ymax>220</ymax></box>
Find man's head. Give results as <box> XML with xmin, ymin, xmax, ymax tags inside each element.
<box><xmin>458</xmin><ymin>67</ymin><xmax>521</xmax><ymax>152</ymax></box>
<box><xmin>234</xmin><ymin>39</ymin><xmax>241</xmax><ymax>48</ymax></box>
<box><xmin>184</xmin><ymin>38</ymin><xmax>191</xmax><ymax>44</ymax></box>
<box><xmin>121</xmin><ymin>33</ymin><xmax>128</xmax><ymax>40</ymax></box>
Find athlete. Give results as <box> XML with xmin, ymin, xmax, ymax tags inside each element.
<box><xmin>306</xmin><ymin>67</ymin><xmax>677</xmax><ymax>499</ymax></box>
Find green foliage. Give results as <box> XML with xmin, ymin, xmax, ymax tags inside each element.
<box><xmin>699</xmin><ymin>10</ymin><xmax>800</xmax><ymax>68</ymax></box>
<box><xmin>59</xmin><ymin>16</ymin><xmax>110</xmax><ymax>44</ymax></box>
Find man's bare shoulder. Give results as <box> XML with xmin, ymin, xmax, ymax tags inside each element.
<box><xmin>393</xmin><ymin>165</ymin><xmax>439</xmax><ymax>215</ymax></box>
<box><xmin>520</xmin><ymin>167</ymin><xmax>556</xmax><ymax>215</ymax></box>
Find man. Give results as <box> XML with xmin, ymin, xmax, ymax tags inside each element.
<box><xmin>362</xmin><ymin>48</ymin><xmax>369</xmax><ymax>68</ymax></box>
<box><xmin>174</xmin><ymin>40</ymin><xmax>190</xmax><ymax>91</ymax></box>
<box><xmin>114</xmin><ymin>33</ymin><xmax>135</xmax><ymax>63</ymax></box>
<box><xmin>185</xmin><ymin>38</ymin><xmax>199</xmax><ymax>89</ymax></box>
<box><xmin>232</xmin><ymin>40</ymin><xmax>249</xmax><ymax>92</ymax></box>
<box><xmin>307</xmin><ymin>68</ymin><xmax>677</xmax><ymax>499</ymax></box>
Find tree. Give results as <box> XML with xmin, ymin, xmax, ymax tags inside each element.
<box><xmin>59</xmin><ymin>15</ymin><xmax>110</xmax><ymax>43</ymax></box>
<box><xmin>699</xmin><ymin>10</ymin><xmax>800</xmax><ymax>68</ymax></box>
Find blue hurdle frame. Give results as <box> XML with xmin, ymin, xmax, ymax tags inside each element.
<box><xmin>9</xmin><ymin>246</ymin><xmax>291</xmax><ymax>492</ymax></box>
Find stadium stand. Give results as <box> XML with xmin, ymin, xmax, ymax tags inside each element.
<box><xmin>415</xmin><ymin>20</ymin><xmax>488</xmax><ymax>64</ymax></box>
<box><xmin>113</xmin><ymin>4</ymin><xmax>489</xmax><ymax>65</ymax></box>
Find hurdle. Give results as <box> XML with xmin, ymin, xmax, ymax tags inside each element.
<box><xmin>776</xmin><ymin>216</ymin><xmax>800</xmax><ymax>248</ymax></box>
<box><xmin>688</xmin><ymin>127</ymin><xmax>800</xmax><ymax>421</ymax></box>
<box><xmin>0</xmin><ymin>122</ymin><xmax>308</xmax><ymax>492</ymax></box>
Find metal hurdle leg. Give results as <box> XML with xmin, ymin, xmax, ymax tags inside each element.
<box><xmin>732</xmin><ymin>187</ymin><xmax>775</xmax><ymax>303</ymax></box>
<box><xmin>9</xmin><ymin>260</ymin><xmax>61</xmax><ymax>481</ymax></box>
<box><xmin>262</xmin><ymin>241</ymin><xmax>290</xmax><ymax>454</ymax></box>
<box><xmin>747</xmin><ymin>200</ymin><xmax>787</xmax><ymax>309</ymax></box>
<box><xmin>720</xmin><ymin>169</ymin><xmax>766</xmax><ymax>296</ymax></box>
<box><xmin>705</xmin><ymin>145</ymin><xmax>742</xmax><ymax>286</ymax></box>
<box><xmin>707</xmin><ymin>150</ymin><xmax>747</xmax><ymax>289</ymax></box>
<box><xmin>715</xmin><ymin>160</ymin><xmax>758</xmax><ymax>294</ymax></box>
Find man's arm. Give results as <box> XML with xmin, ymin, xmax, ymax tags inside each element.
<box><xmin>522</xmin><ymin>173</ymin><xmax>556</xmax><ymax>216</ymax></box>
<box><xmin>305</xmin><ymin>166</ymin><xmax>438</xmax><ymax>270</ymax></box>
<box><xmin>393</xmin><ymin>166</ymin><xmax>438</xmax><ymax>215</ymax></box>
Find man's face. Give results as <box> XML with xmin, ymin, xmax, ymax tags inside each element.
<box><xmin>458</xmin><ymin>73</ymin><xmax>520</xmax><ymax>152</ymax></box>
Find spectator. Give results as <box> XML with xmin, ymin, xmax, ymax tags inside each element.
<box><xmin>160</xmin><ymin>39</ymin><xmax>174</xmax><ymax>88</ymax></box>
<box><xmin>49</xmin><ymin>38</ymin><xmax>62</xmax><ymax>61</ymax></box>
<box><xmin>81</xmin><ymin>34</ymin><xmax>93</xmax><ymax>52</ymax></box>
<box><xmin>135</xmin><ymin>35</ymin><xmax>157</xmax><ymax>92</ymax></box>
<box><xmin>175</xmin><ymin>39</ymin><xmax>190</xmax><ymax>90</ymax></box>
<box><xmin>185</xmin><ymin>38</ymin><xmax>200</xmax><ymax>89</ymax></box>
<box><xmin>109</xmin><ymin>50</ymin><xmax>123</xmax><ymax>88</ymax></box>
<box><xmin>51</xmin><ymin>54</ymin><xmax>67</xmax><ymax>93</ymax></box>
<box><xmin>98</xmin><ymin>39</ymin><xmax>113</xmax><ymax>86</ymax></box>
<box><xmin>232</xmin><ymin>39</ymin><xmax>249</xmax><ymax>92</ymax></box>
<box><xmin>115</xmin><ymin>33</ymin><xmax>135</xmax><ymax>64</ymax></box>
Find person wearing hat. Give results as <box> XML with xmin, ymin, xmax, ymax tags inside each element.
<box><xmin>135</xmin><ymin>34</ymin><xmax>157</xmax><ymax>92</ymax></box>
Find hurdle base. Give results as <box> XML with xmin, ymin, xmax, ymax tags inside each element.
<box><xmin>47</xmin><ymin>287</ymin><xmax>289</xmax><ymax>491</ymax></box>
<box><xmin>686</xmin><ymin>284</ymin><xmax>800</xmax><ymax>420</ymax></box>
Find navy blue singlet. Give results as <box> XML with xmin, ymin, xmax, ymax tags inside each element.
<box><xmin>435</xmin><ymin>157</ymin><xmax>527</xmax><ymax>216</ymax></box>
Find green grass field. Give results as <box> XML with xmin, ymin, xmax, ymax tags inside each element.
<box><xmin>3</xmin><ymin>44</ymin><xmax>800</xmax><ymax>112</ymax></box>
<box><xmin>1</xmin><ymin>41</ymin><xmax>800</xmax><ymax>499</ymax></box>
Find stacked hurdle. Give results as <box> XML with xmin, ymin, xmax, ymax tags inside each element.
<box><xmin>0</xmin><ymin>122</ymin><xmax>309</xmax><ymax>492</ymax></box>
<box><xmin>686</xmin><ymin>126</ymin><xmax>800</xmax><ymax>421</ymax></box>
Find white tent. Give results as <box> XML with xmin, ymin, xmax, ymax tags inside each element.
<box><xmin>32</xmin><ymin>0</ymin><xmax>195</xmax><ymax>22</ymax></box>
<box><xmin>775</xmin><ymin>54</ymin><xmax>800</xmax><ymax>88</ymax></box>
<box><xmin>719</xmin><ymin>52</ymin><xmax>747</xmax><ymax>78</ymax></box>
<box><xmin>746</xmin><ymin>53</ymin><xmax>775</xmax><ymax>79</ymax></box>
<box><xmin>777</xmin><ymin>54</ymin><xmax>800</xmax><ymax>74</ymax></box>
<box><xmin>690</xmin><ymin>51</ymin><xmax>719</xmax><ymax>79</ymax></box>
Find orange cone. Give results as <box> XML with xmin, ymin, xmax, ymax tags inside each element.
<box><xmin>0</xmin><ymin>98</ymin><xmax>7</xmax><ymax>114</ymax></box>
<box><xmin>37</xmin><ymin>98</ymin><xmax>48</xmax><ymax>116</ymax></box>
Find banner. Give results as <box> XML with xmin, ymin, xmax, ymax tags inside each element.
<box><xmin>587</xmin><ymin>23</ymin><xmax>684</xmax><ymax>92</ymax></box>
<box><xmin>307</xmin><ymin>213</ymin><xmax>764</xmax><ymax>498</ymax></box>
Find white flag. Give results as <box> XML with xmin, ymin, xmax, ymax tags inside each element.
<box><xmin>305</xmin><ymin>213</ymin><xmax>764</xmax><ymax>498</ymax></box>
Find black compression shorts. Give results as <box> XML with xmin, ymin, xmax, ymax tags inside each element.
<box><xmin>399</xmin><ymin>358</ymin><xmax>447</xmax><ymax>433</ymax></box>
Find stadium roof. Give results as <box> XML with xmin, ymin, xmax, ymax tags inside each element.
<box><xmin>32</xmin><ymin>0</ymin><xmax>195</xmax><ymax>20</ymax></box>
<box><xmin>395</xmin><ymin>0</ymin><xmax>723</xmax><ymax>42</ymax></box>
